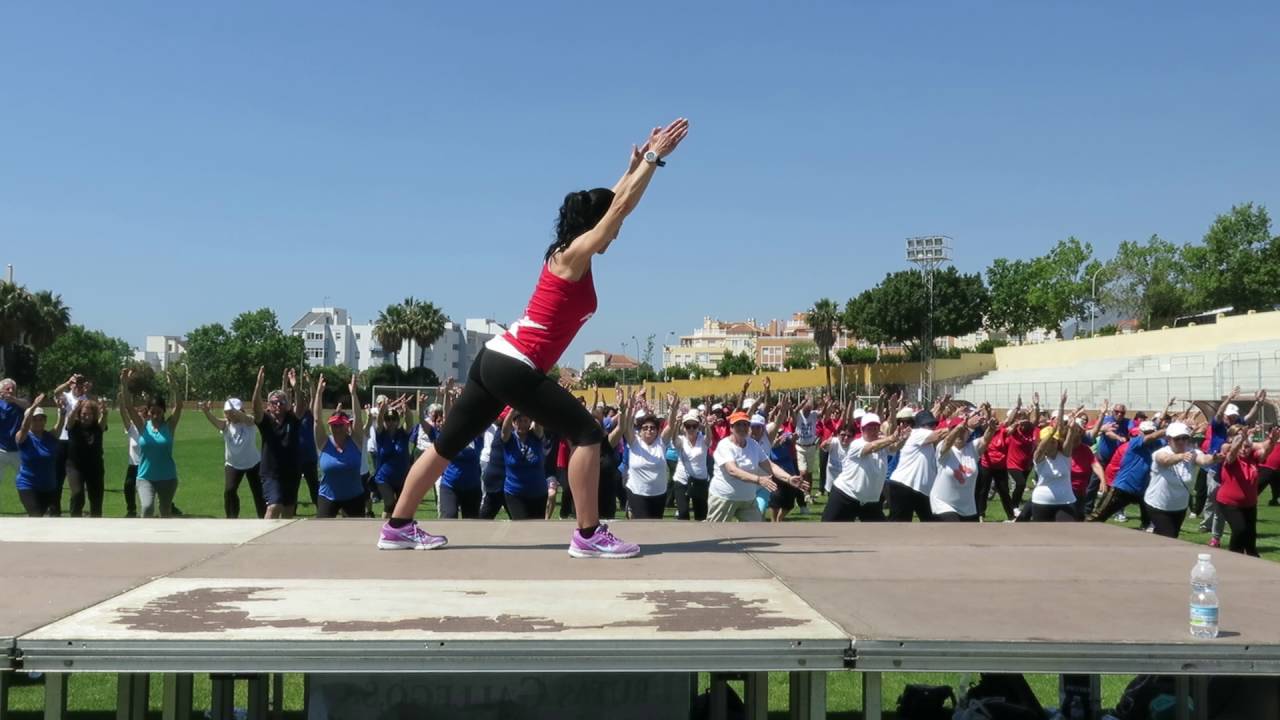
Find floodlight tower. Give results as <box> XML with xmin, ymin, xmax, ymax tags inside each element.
<box><xmin>905</xmin><ymin>235</ymin><xmax>953</xmax><ymax>401</ymax></box>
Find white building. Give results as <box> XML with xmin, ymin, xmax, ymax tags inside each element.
<box><xmin>291</xmin><ymin>308</ymin><xmax>361</xmax><ymax>368</ymax></box>
<box><xmin>662</xmin><ymin>317</ymin><xmax>761</xmax><ymax>370</ymax></box>
<box><xmin>133</xmin><ymin>335</ymin><xmax>186</xmax><ymax>371</ymax></box>
<box><xmin>293</xmin><ymin>307</ymin><xmax>506</xmax><ymax>381</ymax></box>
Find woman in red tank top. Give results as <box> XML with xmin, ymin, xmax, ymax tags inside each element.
<box><xmin>375</xmin><ymin>119</ymin><xmax>689</xmax><ymax>559</ymax></box>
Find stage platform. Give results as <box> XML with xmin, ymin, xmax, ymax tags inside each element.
<box><xmin>2</xmin><ymin>518</ymin><xmax>1279</xmax><ymax>719</ymax></box>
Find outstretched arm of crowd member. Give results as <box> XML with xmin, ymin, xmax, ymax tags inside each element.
<box><xmin>1030</xmin><ymin>392</ymin><xmax>1041</xmax><ymax>426</ymax></box>
<box><xmin>1063</xmin><ymin>407</ymin><xmax>1086</xmax><ymax>454</ymax></box>
<box><xmin>349</xmin><ymin>376</ymin><xmax>364</xmax><ymax>447</ymax></box>
<box><xmin>1256</xmin><ymin>426</ymin><xmax>1280</xmax><ymax>462</ymax></box>
<box><xmin>764</xmin><ymin>456</ymin><xmax>810</xmax><ymax>492</ymax></box>
<box><xmin>662</xmin><ymin>392</ymin><xmax>679</xmax><ymax>443</ymax></box>
<box><xmin>1159</xmin><ymin>397</ymin><xmax>1177</xmax><ymax>425</ymax></box>
<box><xmin>166</xmin><ymin>373</ymin><xmax>184</xmax><ymax>429</ymax></box>
<box><xmin>981</xmin><ymin>407</ymin><xmax>999</xmax><ymax>448</ymax></box>
<box><xmin>761</xmin><ymin>376</ymin><xmax>772</xmax><ymax>412</ymax></box>
<box><xmin>1005</xmin><ymin>396</ymin><xmax>1022</xmax><ymax>428</ymax></box>
<box><xmin>47</xmin><ymin>374</ymin><xmax>75</xmax><ymax>403</ymax></box>
<box><xmin>1216</xmin><ymin>386</ymin><xmax>1240</xmax><ymax>423</ymax></box>
<box><xmin>252</xmin><ymin>367</ymin><xmax>266</xmax><ymax>424</ymax></box>
<box><xmin>118</xmin><ymin>370</ymin><xmax>147</xmax><ymax>431</ymax></box>
<box><xmin>1243</xmin><ymin>390</ymin><xmax>1266</xmax><ymax>424</ymax></box>
<box><xmin>200</xmin><ymin>401</ymin><xmax>227</xmax><ymax>432</ymax></box>
<box><xmin>96</xmin><ymin>396</ymin><xmax>109</xmax><ymax>430</ymax></box>
<box><xmin>736</xmin><ymin>378</ymin><xmax>750</xmax><ymax>414</ymax></box>
<box><xmin>559</xmin><ymin>119</ymin><xmax>688</xmax><ymax>270</ymax></box>
<box><xmin>52</xmin><ymin>396</ymin><xmax>69</xmax><ymax>438</ymax></box>
<box><xmin>500</xmin><ymin>402</ymin><xmax>517</xmax><ymax>443</ymax></box>
<box><xmin>938</xmin><ymin>418</ymin><xmax>968</xmax><ymax>455</ymax></box>
<box><xmin>312</xmin><ymin>375</ymin><xmax>328</xmax><ymax>454</ymax></box>
<box><xmin>15</xmin><ymin>393</ymin><xmax>46</xmax><ymax>445</ymax></box>
<box><xmin>1222</xmin><ymin>432</ymin><xmax>1246</xmax><ymax>464</ymax></box>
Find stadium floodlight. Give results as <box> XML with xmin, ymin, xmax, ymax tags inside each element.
<box><xmin>905</xmin><ymin>236</ymin><xmax>954</xmax><ymax>400</ymax></box>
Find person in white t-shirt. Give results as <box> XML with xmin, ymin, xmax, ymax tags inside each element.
<box><xmin>708</xmin><ymin>411</ymin><xmax>808</xmax><ymax>522</ymax></box>
<box><xmin>823</xmin><ymin>412</ymin><xmax>907</xmax><ymax>522</ymax></box>
<box><xmin>887</xmin><ymin>408</ymin><xmax>949</xmax><ymax>522</ymax></box>
<box><xmin>48</xmin><ymin>373</ymin><xmax>89</xmax><ymax>512</ymax></box>
<box><xmin>671</xmin><ymin>409</ymin><xmax>710</xmax><ymax>521</ymax></box>
<box><xmin>1029</xmin><ymin>392</ymin><xmax>1085</xmax><ymax>522</ymax></box>
<box><xmin>201</xmin><ymin>398</ymin><xmax>266</xmax><ymax>519</ymax></box>
<box><xmin>117</xmin><ymin>382</ymin><xmax>142</xmax><ymax>517</ymax></box>
<box><xmin>792</xmin><ymin>395</ymin><xmax>822</xmax><ymax>499</ymax></box>
<box><xmin>623</xmin><ymin>392</ymin><xmax>679</xmax><ymax>519</ymax></box>
<box><xmin>931</xmin><ymin>407</ymin><xmax>997</xmax><ymax>522</ymax></box>
<box><xmin>1145</xmin><ymin>421</ymin><xmax>1216</xmax><ymax>538</ymax></box>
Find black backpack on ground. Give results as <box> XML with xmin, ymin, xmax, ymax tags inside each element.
<box><xmin>958</xmin><ymin>673</ymin><xmax>1044</xmax><ymax>720</ymax></box>
<box><xmin>897</xmin><ymin>683</ymin><xmax>957</xmax><ymax>719</ymax></box>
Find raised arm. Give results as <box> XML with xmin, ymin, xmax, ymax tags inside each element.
<box><xmin>96</xmin><ymin>396</ymin><xmax>109</xmax><ymax>431</ymax></box>
<box><xmin>557</xmin><ymin>119</ymin><xmax>689</xmax><ymax>273</ymax></box>
<box><xmin>312</xmin><ymin>375</ymin><xmax>328</xmax><ymax>454</ymax></box>
<box><xmin>1243</xmin><ymin>390</ymin><xmax>1266</xmax><ymax>424</ymax></box>
<box><xmin>15</xmin><ymin>393</ymin><xmax>46</xmax><ymax>446</ymax></box>
<box><xmin>606</xmin><ymin>388</ymin><xmax>629</xmax><ymax>447</ymax></box>
<box><xmin>252</xmin><ymin>366</ymin><xmax>266</xmax><ymax>424</ymax></box>
<box><xmin>1216</xmin><ymin>386</ymin><xmax>1240</xmax><ymax>423</ymax></box>
<box><xmin>500</xmin><ymin>404</ymin><xmax>517</xmax><ymax>443</ymax></box>
<box><xmin>51</xmin><ymin>398</ymin><xmax>68</xmax><ymax>438</ymax></box>
<box><xmin>118</xmin><ymin>370</ymin><xmax>147</xmax><ymax>431</ymax></box>
<box><xmin>661</xmin><ymin>392</ymin><xmax>679</xmax><ymax>443</ymax></box>
<box><xmin>349</xmin><ymin>375</ymin><xmax>364</xmax><ymax>448</ymax></box>
<box><xmin>199</xmin><ymin>401</ymin><xmax>227</xmax><ymax>432</ymax></box>
<box><xmin>166</xmin><ymin>372</ymin><xmax>184</xmax><ymax>430</ymax></box>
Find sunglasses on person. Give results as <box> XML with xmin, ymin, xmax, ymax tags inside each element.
<box><xmin>639</xmin><ymin>424</ymin><xmax>660</xmax><ymax>432</ymax></box>
<box><xmin>683</xmin><ymin>422</ymin><xmax>699</xmax><ymax>430</ymax></box>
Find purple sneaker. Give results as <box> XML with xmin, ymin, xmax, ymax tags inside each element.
<box><xmin>568</xmin><ymin>524</ymin><xmax>640</xmax><ymax>559</ymax></box>
<box><xmin>377</xmin><ymin>521</ymin><xmax>448</xmax><ymax>551</ymax></box>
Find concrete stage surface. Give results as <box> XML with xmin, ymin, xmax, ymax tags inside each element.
<box><xmin>3</xmin><ymin>518</ymin><xmax>1280</xmax><ymax>678</ymax></box>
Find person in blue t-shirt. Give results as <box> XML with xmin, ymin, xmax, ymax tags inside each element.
<box><xmin>501</xmin><ymin>408</ymin><xmax>547</xmax><ymax>520</ymax></box>
<box><xmin>0</xmin><ymin>378</ymin><xmax>31</xmax><ymax>502</ymax></box>
<box><xmin>1095</xmin><ymin>402</ymin><xmax>1132</xmax><ymax>466</ymax></box>
<box><xmin>311</xmin><ymin>374</ymin><xmax>369</xmax><ymax>518</ymax></box>
<box><xmin>479</xmin><ymin>413</ymin><xmax>508</xmax><ymax>520</ymax></box>
<box><xmin>14</xmin><ymin>394</ymin><xmax>66</xmax><ymax>517</ymax></box>
<box><xmin>373</xmin><ymin>395</ymin><xmax>412</xmax><ymax>518</ymax></box>
<box><xmin>1088</xmin><ymin>419</ymin><xmax>1167</xmax><ymax>522</ymax></box>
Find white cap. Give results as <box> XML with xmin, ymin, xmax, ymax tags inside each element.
<box><xmin>1225</xmin><ymin>403</ymin><xmax>1240</xmax><ymax>417</ymax></box>
<box><xmin>1139</xmin><ymin>420</ymin><xmax>1157</xmax><ymax>433</ymax></box>
<box><xmin>860</xmin><ymin>412</ymin><xmax>882</xmax><ymax>428</ymax></box>
<box><xmin>375</xmin><ymin>394</ymin><xmax>389</xmax><ymax>404</ymax></box>
<box><xmin>895</xmin><ymin>407</ymin><xmax>915</xmax><ymax>420</ymax></box>
<box><xmin>853</xmin><ymin>408</ymin><xmax>866</xmax><ymax>419</ymax></box>
<box><xmin>428</xmin><ymin>403</ymin><xmax>443</xmax><ymax>414</ymax></box>
<box><xmin>634</xmin><ymin>409</ymin><xmax>649</xmax><ymax>421</ymax></box>
<box><xmin>681</xmin><ymin>410</ymin><xmax>701</xmax><ymax>425</ymax></box>
<box><xmin>31</xmin><ymin>406</ymin><xmax>46</xmax><ymax>417</ymax></box>
<box><xmin>750</xmin><ymin>414</ymin><xmax>767</xmax><ymax>427</ymax></box>
<box><xmin>224</xmin><ymin>398</ymin><xmax>243</xmax><ymax>413</ymax></box>
<box><xmin>711</xmin><ymin>403</ymin><xmax>723</xmax><ymax>411</ymax></box>
<box><xmin>1198</xmin><ymin>553</ymin><xmax>1211</xmax><ymax>561</ymax></box>
<box><xmin>697</xmin><ymin>404</ymin><xmax>707</xmax><ymax>412</ymax></box>
<box><xmin>742</xmin><ymin>397</ymin><xmax>756</xmax><ymax>410</ymax></box>
<box><xmin>1167</xmin><ymin>422</ymin><xmax>1191</xmax><ymax>438</ymax></box>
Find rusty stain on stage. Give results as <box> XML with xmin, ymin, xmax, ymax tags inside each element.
<box><xmin>113</xmin><ymin>586</ymin><xmax>806</xmax><ymax>634</ymax></box>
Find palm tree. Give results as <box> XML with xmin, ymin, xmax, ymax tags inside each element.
<box><xmin>405</xmin><ymin>299</ymin><xmax>448</xmax><ymax>371</ymax></box>
<box><xmin>807</xmin><ymin>298</ymin><xmax>840</xmax><ymax>397</ymax></box>
<box><xmin>0</xmin><ymin>282</ymin><xmax>30</xmax><ymax>375</ymax></box>
<box><xmin>373</xmin><ymin>303</ymin><xmax>408</xmax><ymax>369</ymax></box>
<box><xmin>24</xmin><ymin>289</ymin><xmax>71</xmax><ymax>351</ymax></box>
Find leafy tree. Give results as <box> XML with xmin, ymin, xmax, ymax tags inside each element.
<box><xmin>1181</xmin><ymin>203</ymin><xmax>1280</xmax><ymax>314</ymax></box>
<box><xmin>36</xmin><ymin>325</ymin><xmax>132</xmax><ymax>397</ymax></box>
<box><xmin>185</xmin><ymin>309</ymin><xmax>303</xmax><ymax>401</ymax></box>
<box><xmin>973</xmin><ymin>338</ymin><xmax>1009</xmax><ymax>355</ymax></box>
<box><xmin>806</xmin><ymin>298</ymin><xmax>840</xmax><ymax>395</ymax></box>
<box><xmin>580</xmin><ymin>363</ymin><xmax>621</xmax><ymax>388</ymax></box>
<box><xmin>1101</xmin><ymin>234</ymin><xmax>1190</xmax><ymax>329</ymax></box>
<box><xmin>123</xmin><ymin>360</ymin><xmax>164</xmax><ymax>399</ymax></box>
<box><xmin>843</xmin><ymin>267</ymin><xmax>988</xmax><ymax>355</ymax></box>
<box><xmin>716</xmin><ymin>351</ymin><xmax>756</xmax><ymax>378</ymax></box>
<box><xmin>985</xmin><ymin>258</ymin><xmax>1040</xmax><ymax>338</ymax></box>
<box><xmin>0</xmin><ymin>281</ymin><xmax>71</xmax><ymax>380</ymax></box>
<box><xmin>986</xmin><ymin>238</ymin><xmax>1097</xmax><ymax>338</ymax></box>
<box><xmin>784</xmin><ymin>341</ymin><xmax>818</xmax><ymax>371</ymax></box>
<box><xmin>836</xmin><ymin>346</ymin><xmax>878</xmax><ymax>365</ymax></box>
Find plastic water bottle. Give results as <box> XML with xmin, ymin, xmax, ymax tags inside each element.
<box><xmin>1190</xmin><ymin>553</ymin><xmax>1219</xmax><ymax>639</ymax></box>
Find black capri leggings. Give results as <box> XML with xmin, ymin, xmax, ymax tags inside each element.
<box><xmin>504</xmin><ymin>493</ymin><xmax>546</xmax><ymax>521</ymax></box>
<box><xmin>675</xmin><ymin>478</ymin><xmax>709</xmax><ymax>521</ymax></box>
<box><xmin>315</xmin><ymin>495</ymin><xmax>367</xmax><ymax>518</ymax></box>
<box><xmin>1218</xmin><ymin>504</ymin><xmax>1258</xmax><ymax>557</ymax></box>
<box><xmin>1146</xmin><ymin>506</ymin><xmax>1187</xmax><ymax>539</ymax></box>
<box><xmin>440</xmin><ymin>485</ymin><xmax>482</xmax><ymax>519</ymax></box>
<box><xmin>1009</xmin><ymin>469</ymin><xmax>1030</xmax><ymax>508</ymax></box>
<box><xmin>19</xmin><ymin>489</ymin><xmax>59</xmax><ymax>517</ymax></box>
<box><xmin>67</xmin><ymin>462</ymin><xmax>105</xmax><ymax>517</ymax></box>
<box><xmin>224</xmin><ymin>464</ymin><xmax>266</xmax><ymax>519</ymax></box>
<box><xmin>627</xmin><ymin>490</ymin><xmax>667</xmax><ymax>519</ymax></box>
<box><xmin>1030</xmin><ymin>502</ymin><xmax>1081</xmax><ymax>522</ymax></box>
<box><xmin>435</xmin><ymin>348</ymin><xmax>604</xmax><ymax>460</ymax></box>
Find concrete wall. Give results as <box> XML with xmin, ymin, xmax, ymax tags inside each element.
<box><xmin>994</xmin><ymin>310</ymin><xmax>1280</xmax><ymax>371</ymax></box>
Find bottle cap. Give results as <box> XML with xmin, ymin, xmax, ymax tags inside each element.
<box><xmin>1198</xmin><ymin>553</ymin><xmax>1211</xmax><ymax>561</ymax></box>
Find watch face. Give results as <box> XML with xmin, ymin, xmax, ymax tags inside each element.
<box><xmin>644</xmin><ymin>150</ymin><xmax>658</xmax><ymax>162</ymax></box>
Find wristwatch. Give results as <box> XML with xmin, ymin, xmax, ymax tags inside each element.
<box><xmin>643</xmin><ymin>150</ymin><xmax>666</xmax><ymax>167</ymax></box>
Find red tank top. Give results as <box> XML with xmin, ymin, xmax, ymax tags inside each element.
<box><xmin>500</xmin><ymin>264</ymin><xmax>597</xmax><ymax>372</ymax></box>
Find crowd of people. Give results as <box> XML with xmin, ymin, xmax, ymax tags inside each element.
<box><xmin>1</xmin><ymin>371</ymin><xmax>1277</xmax><ymax>556</ymax></box>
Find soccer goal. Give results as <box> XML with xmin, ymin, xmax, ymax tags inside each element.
<box><xmin>370</xmin><ymin>385</ymin><xmax>444</xmax><ymax>410</ymax></box>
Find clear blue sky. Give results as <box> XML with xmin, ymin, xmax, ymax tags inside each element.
<box><xmin>3</xmin><ymin>2</ymin><xmax>1277</xmax><ymax>370</ymax></box>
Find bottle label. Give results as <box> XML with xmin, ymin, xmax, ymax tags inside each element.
<box><xmin>1190</xmin><ymin>604</ymin><xmax>1219</xmax><ymax>627</ymax></box>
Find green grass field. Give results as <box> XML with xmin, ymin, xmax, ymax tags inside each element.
<box><xmin>3</xmin><ymin>415</ymin><xmax>1277</xmax><ymax>717</ymax></box>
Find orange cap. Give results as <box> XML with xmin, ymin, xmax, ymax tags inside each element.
<box><xmin>728</xmin><ymin>411</ymin><xmax>751</xmax><ymax>426</ymax></box>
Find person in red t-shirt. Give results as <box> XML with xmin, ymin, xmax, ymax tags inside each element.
<box><xmin>815</xmin><ymin>401</ymin><xmax>844</xmax><ymax>497</ymax></box>
<box><xmin>1003</xmin><ymin>400</ymin><xmax>1039</xmax><ymax>513</ymax></box>
<box><xmin>1068</xmin><ymin>423</ymin><xmax>1104</xmax><ymax>512</ymax></box>
<box><xmin>977</xmin><ymin>403</ymin><xmax>1019</xmax><ymax>520</ymax></box>
<box><xmin>1215</xmin><ymin>427</ymin><xmax>1277</xmax><ymax>556</ymax></box>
